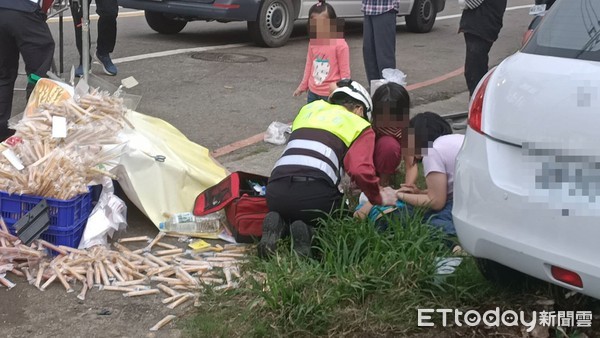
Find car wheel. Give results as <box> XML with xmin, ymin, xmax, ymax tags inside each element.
<box><xmin>476</xmin><ymin>258</ymin><xmax>529</xmax><ymax>287</ymax></box>
<box><xmin>405</xmin><ymin>0</ymin><xmax>437</xmax><ymax>33</ymax></box>
<box><xmin>144</xmin><ymin>11</ymin><xmax>187</xmax><ymax>35</ymax></box>
<box><xmin>247</xmin><ymin>0</ymin><xmax>294</xmax><ymax>47</ymax></box>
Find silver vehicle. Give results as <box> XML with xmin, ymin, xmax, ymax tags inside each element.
<box><xmin>118</xmin><ymin>0</ymin><xmax>446</xmax><ymax>47</ymax></box>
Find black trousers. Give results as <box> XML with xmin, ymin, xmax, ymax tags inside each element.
<box><xmin>363</xmin><ymin>11</ymin><xmax>397</xmax><ymax>84</ymax></box>
<box><xmin>70</xmin><ymin>0</ymin><xmax>118</xmax><ymax>63</ymax></box>
<box><xmin>0</xmin><ymin>9</ymin><xmax>54</xmax><ymax>135</ymax></box>
<box><xmin>464</xmin><ymin>33</ymin><xmax>494</xmax><ymax>97</ymax></box>
<box><xmin>266</xmin><ymin>177</ymin><xmax>344</xmax><ymax>229</ymax></box>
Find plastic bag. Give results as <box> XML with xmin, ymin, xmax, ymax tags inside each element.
<box><xmin>264</xmin><ymin>121</ymin><xmax>291</xmax><ymax>145</ymax></box>
<box><xmin>78</xmin><ymin>177</ymin><xmax>128</xmax><ymax>249</ymax></box>
<box><xmin>370</xmin><ymin>68</ymin><xmax>408</xmax><ymax>96</ymax></box>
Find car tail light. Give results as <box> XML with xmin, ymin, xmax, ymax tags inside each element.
<box><xmin>468</xmin><ymin>70</ymin><xmax>495</xmax><ymax>134</ymax></box>
<box><xmin>551</xmin><ymin>266</ymin><xmax>583</xmax><ymax>288</ymax></box>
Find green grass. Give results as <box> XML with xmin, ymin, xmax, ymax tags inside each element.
<box><xmin>184</xmin><ymin>211</ymin><xmax>505</xmax><ymax>337</ymax></box>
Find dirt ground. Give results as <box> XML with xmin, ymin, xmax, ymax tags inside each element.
<box><xmin>0</xmin><ymin>188</ymin><xmax>196</xmax><ymax>338</ymax></box>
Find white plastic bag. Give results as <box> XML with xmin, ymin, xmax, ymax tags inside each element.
<box><xmin>264</xmin><ymin>121</ymin><xmax>291</xmax><ymax>145</ymax></box>
<box><xmin>370</xmin><ymin>68</ymin><xmax>408</xmax><ymax>96</ymax></box>
<box><xmin>78</xmin><ymin>177</ymin><xmax>128</xmax><ymax>249</ymax></box>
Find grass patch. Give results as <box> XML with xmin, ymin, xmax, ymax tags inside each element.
<box><xmin>185</xmin><ymin>212</ymin><xmax>513</xmax><ymax>336</ymax></box>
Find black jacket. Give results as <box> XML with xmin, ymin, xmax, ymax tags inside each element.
<box><xmin>0</xmin><ymin>0</ymin><xmax>39</xmax><ymax>12</ymax></box>
<box><xmin>459</xmin><ymin>0</ymin><xmax>508</xmax><ymax>42</ymax></box>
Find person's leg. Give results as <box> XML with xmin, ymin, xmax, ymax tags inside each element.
<box><xmin>96</xmin><ymin>0</ymin><xmax>118</xmax><ymax>55</ymax></box>
<box><xmin>463</xmin><ymin>33</ymin><xmax>493</xmax><ymax>96</ymax></box>
<box><xmin>374</xmin><ymin>135</ymin><xmax>402</xmax><ymax>187</ymax></box>
<box><xmin>363</xmin><ymin>15</ymin><xmax>380</xmax><ymax>84</ymax></box>
<box><xmin>16</xmin><ymin>12</ymin><xmax>55</xmax><ymax>99</ymax></box>
<box><xmin>0</xmin><ymin>11</ymin><xmax>20</xmax><ymax>138</ymax></box>
<box><xmin>371</xmin><ymin>11</ymin><xmax>397</xmax><ymax>81</ymax></box>
<box><xmin>95</xmin><ymin>0</ymin><xmax>118</xmax><ymax>75</ymax></box>
<box><xmin>69</xmin><ymin>0</ymin><xmax>84</xmax><ymax>65</ymax></box>
<box><xmin>423</xmin><ymin>200</ymin><xmax>456</xmax><ymax>237</ymax></box>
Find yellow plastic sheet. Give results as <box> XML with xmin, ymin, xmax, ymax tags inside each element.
<box><xmin>113</xmin><ymin>111</ymin><xmax>229</xmax><ymax>227</ymax></box>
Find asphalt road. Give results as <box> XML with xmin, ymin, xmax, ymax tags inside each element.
<box><xmin>12</xmin><ymin>0</ymin><xmax>533</xmax><ymax>152</ymax></box>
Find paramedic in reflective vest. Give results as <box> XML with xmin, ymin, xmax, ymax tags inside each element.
<box><xmin>258</xmin><ymin>79</ymin><xmax>398</xmax><ymax>258</ymax></box>
<box><xmin>0</xmin><ymin>0</ymin><xmax>55</xmax><ymax>140</ymax></box>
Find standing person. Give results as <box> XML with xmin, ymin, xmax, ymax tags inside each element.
<box><xmin>0</xmin><ymin>0</ymin><xmax>55</xmax><ymax>140</ymax></box>
<box><xmin>260</xmin><ymin>79</ymin><xmax>398</xmax><ymax>258</ymax></box>
<box><xmin>459</xmin><ymin>0</ymin><xmax>507</xmax><ymax>96</ymax></box>
<box><xmin>70</xmin><ymin>0</ymin><xmax>118</xmax><ymax>76</ymax></box>
<box><xmin>293</xmin><ymin>0</ymin><xmax>350</xmax><ymax>104</ymax></box>
<box><xmin>362</xmin><ymin>0</ymin><xmax>398</xmax><ymax>85</ymax></box>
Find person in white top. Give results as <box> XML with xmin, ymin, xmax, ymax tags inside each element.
<box><xmin>396</xmin><ymin>112</ymin><xmax>465</xmax><ymax>236</ymax></box>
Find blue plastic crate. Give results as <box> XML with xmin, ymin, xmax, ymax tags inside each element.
<box><xmin>40</xmin><ymin>217</ymin><xmax>87</xmax><ymax>251</ymax></box>
<box><xmin>1</xmin><ymin>190</ymin><xmax>92</xmax><ymax>234</ymax></box>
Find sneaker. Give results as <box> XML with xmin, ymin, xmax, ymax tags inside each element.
<box><xmin>74</xmin><ymin>64</ymin><xmax>93</xmax><ymax>78</ymax></box>
<box><xmin>257</xmin><ymin>212</ymin><xmax>286</xmax><ymax>259</ymax></box>
<box><xmin>75</xmin><ymin>65</ymin><xmax>84</xmax><ymax>78</ymax></box>
<box><xmin>95</xmin><ymin>52</ymin><xmax>117</xmax><ymax>76</ymax></box>
<box><xmin>290</xmin><ymin>220</ymin><xmax>313</xmax><ymax>258</ymax></box>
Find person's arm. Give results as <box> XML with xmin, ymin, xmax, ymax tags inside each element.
<box><xmin>337</xmin><ymin>41</ymin><xmax>351</xmax><ymax>80</ymax></box>
<box><xmin>397</xmin><ymin>172</ymin><xmax>448</xmax><ymax>211</ymax></box>
<box><xmin>294</xmin><ymin>46</ymin><xmax>312</xmax><ymax>95</ymax></box>
<box><xmin>403</xmin><ymin>155</ymin><xmax>419</xmax><ymax>187</ymax></box>
<box><xmin>344</xmin><ymin>129</ymin><xmax>389</xmax><ymax>206</ymax></box>
<box><xmin>354</xmin><ymin>201</ymin><xmax>373</xmax><ymax>220</ymax></box>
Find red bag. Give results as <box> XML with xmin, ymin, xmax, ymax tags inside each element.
<box><xmin>193</xmin><ymin>172</ymin><xmax>269</xmax><ymax>243</ymax></box>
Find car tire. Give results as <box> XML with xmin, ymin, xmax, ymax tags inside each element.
<box><xmin>476</xmin><ymin>258</ymin><xmax>529</xmax><ymax>287</ymax></box>
<box><xmin>144</xmin><ymin>11</ymin><xmax>187</xmax><ymax>35</ymax></box>
<box><xmin>405</xmin><ymin>0</ymin><xmax>437</xmax><ymax>33</ymax></box>
<box><xmin>247</xmin><ymin>0</ymin><xmax>294</xmax><ymax>47</ymax></box>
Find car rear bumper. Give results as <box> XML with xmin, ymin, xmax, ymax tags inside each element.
<box><xmin>453</xmin><ymin>128</ymin><xmax>600</xmax><ymax>299</ymax></box>
<box><xmin>118</xmin><ymin>0</ymin><xmax>260</xmax><ymax>21</ymax></box>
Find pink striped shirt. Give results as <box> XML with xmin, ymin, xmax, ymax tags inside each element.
<box><xmin>298</xmin><ymin>38</ymin><xmax>351</xmax><ymax>97</ymax></box>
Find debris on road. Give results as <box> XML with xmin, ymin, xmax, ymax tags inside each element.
<box><xmin>0</xmin><ymin>223</ymin><xmax>252</xmax><ymax>331</ymax></box>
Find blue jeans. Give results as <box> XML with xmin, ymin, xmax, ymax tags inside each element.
<box><xmin>307</xmin><ymin>91</ymin><xmax>329</xmax><ymax>104</ymax></box>
<box><xmin>375</xmin><ymin>200</ymin><xmax>456</xmax><ymax>237</ymax></box>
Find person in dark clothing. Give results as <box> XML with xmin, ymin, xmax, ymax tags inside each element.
<box><xmin>459</xmin><ymin>0</ymin><xmax>507</xmax><ymax>96</ymax></box>
<box><xmin>258</xmin><ymin>79</ymin><xmax>398</xmax><ymax>259</ymax></box>
<box><xmin>0</xmin><ymin>0</ymin><xmax>55</xmax><ymax>140</ymax></box>
<box><xmin>70</xmin><ymin>0</ymin><xmax>119</xmax><ymax>76</ymax></box>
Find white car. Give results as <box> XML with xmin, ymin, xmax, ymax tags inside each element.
<box><xmin>119</xmin><ymin>0</ymin><xmax>446</xmax><ymax>47</ymax></box>
<box><xmin>453</xmin><ymin>0</ymin><xmax>600</xmax><ymax>299</ymax></box>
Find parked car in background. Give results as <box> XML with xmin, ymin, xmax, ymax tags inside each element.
<box><xmin>453</xmin><ymin>0</ymin><xmax>600</xmax><ymax>300</ymax></box>
<box><xmin>118</xmin><ymin>0</ymin><xmax>446</xmax><ymax>47</ymax></box>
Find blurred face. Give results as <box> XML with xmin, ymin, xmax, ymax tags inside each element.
<box><xmin>309</xmin><ymin>12</ymin><xmax>343</xmax><ymax>39</ymax></box>
<box><xmin>372</xmin><ymin>103</ymin><xmax>409</xmax><ymax>129</ymax></box>
<box><xmin>401</xmin><ymin>129</ymin><xmax>426</xmax><ymax>161</ymax></box>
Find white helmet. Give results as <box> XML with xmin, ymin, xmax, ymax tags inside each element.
<box><xmin>329</xmin><ymin>79</ymin><xmax>373</xmax><ymax>121</ymax></box>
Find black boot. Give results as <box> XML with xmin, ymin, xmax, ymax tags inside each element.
<box><xmin>257</xmin><ymin>212</ymin><xmax>286</xmax><ymax>259</ymax></box>
<box><xmin>290</xmin><ymin>220</ymin><xmax>313</xmax><ymax>258</ymax></box>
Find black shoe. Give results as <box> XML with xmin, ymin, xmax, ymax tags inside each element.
<box><xmin>257</xmin><ymin>212</ymin><xmax>286</xmax><ymax>259</ymax></box>
<box><xmin>290</xmin><ymin>220</ymin><xmax>313</xmax><ymax>258</ymax></box>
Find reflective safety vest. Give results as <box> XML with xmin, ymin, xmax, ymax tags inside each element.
<box><xmin>270</xmin><ymin>100</ymin><xmax>371</xmax><ymax>186</ymax></box>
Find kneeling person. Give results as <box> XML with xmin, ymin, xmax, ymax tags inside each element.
<box><xmin>258</xmin><ymin>79</ymin><xmax>397</xmax><ymax>258</ymax></box>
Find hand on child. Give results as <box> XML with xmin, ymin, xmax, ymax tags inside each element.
<box><xmin>399</xmin><ymin>184</ymin><xmax>418</xmax><ymax>194</ymax></box>
<box><xmin>380</xmin><ymin>186</ymin><xmax>398</xmax><ymax>206</ymax></box>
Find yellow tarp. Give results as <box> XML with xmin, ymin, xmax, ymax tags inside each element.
<box><xmin>113</xmin><ymin>110</ymin><xmax>229</xmax><ymax>227</ymax></box>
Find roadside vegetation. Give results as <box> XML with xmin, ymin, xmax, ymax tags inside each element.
<box><xmin>184</xmin><ymin>166</ymin><xmax>599</xmax><ymax>337</ymax></box>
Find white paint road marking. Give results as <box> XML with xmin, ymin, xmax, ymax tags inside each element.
<box><xmin>56</xmin><ymin>4</ymin><xmax>533</xmax><ymax>65</ymax></box>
